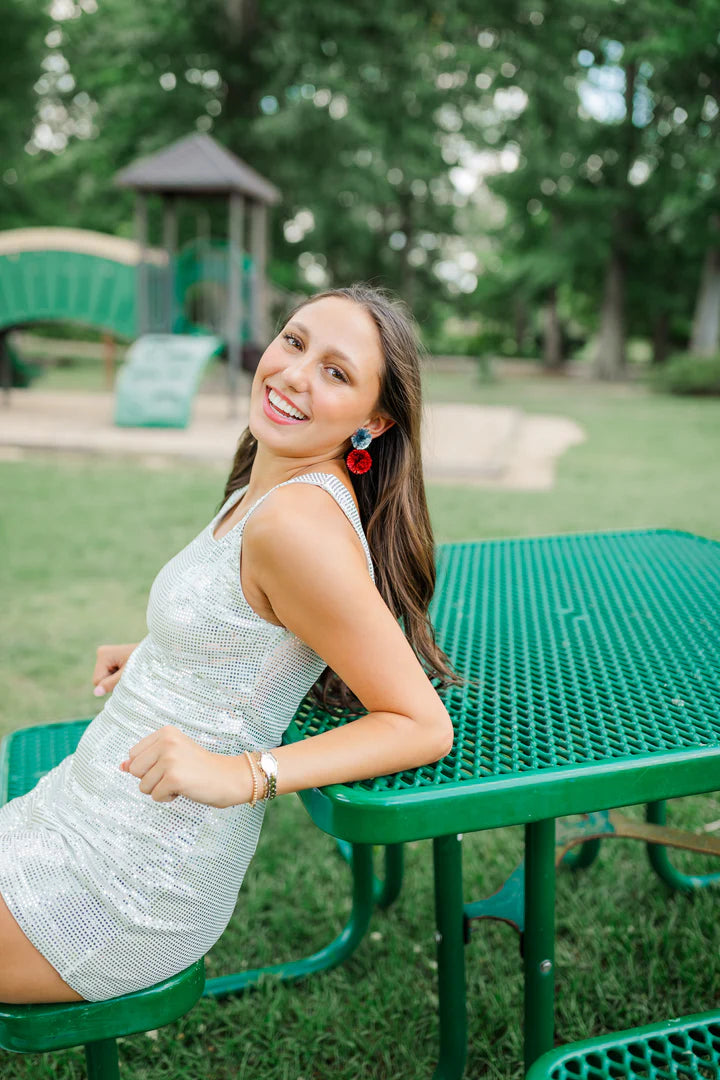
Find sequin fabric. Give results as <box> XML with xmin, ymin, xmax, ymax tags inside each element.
<box><xmin>0</xmin><ymin>472</ymin><xmax>374</xmax><ymax>1001</ymax></box>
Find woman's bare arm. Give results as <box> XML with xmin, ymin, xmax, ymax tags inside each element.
<box><xmin>240</xmin><ymin>484</ymin><xmax>454</xmax><ymax>798</ymax></box>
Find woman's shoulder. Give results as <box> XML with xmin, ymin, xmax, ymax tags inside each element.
<box><xmin>246</xmin><ymin>475</ymin><xmax>357</xmax><ymax>536</ymax></box>
<box><xmin>243</xmin><ymin>475</ymin><xmax>371</xmax><ymax>574</ymax></box>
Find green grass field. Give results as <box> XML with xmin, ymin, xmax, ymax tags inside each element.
<box><xmin>0</xmin><ymin>370</ymin><xmax>719</xmax><ymax>1078</ymax></box>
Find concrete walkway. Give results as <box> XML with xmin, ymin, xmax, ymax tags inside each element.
<box><xmin>0</xmin><ymin>389</ymin><xmax>586</xmax><ymax>491</ymax></box>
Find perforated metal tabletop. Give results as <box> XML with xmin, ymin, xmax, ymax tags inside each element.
<box><xmin>284</xmin><ymin>528</ymin><xmax>720</xmax><ymax>843</ymax></box>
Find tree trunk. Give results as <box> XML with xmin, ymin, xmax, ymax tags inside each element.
<box><xmin>650</xmin><ymin>311</ymin><xmax>670</xmax><ymax>365</ymax></box>
<box><xmin>542</xmin><ymin>284</ymin><xmax>564</xmax><ymax>371</ymax></box>
<box><xmin>689</xmin><ymin>240</ymin><xmax>720</xmax><ymax>356</ymax></box>
<box><xmin>399</xmin><ymin>195</ymin><xmax>416</xmax><ymax>309</ymax></box>
<box><xmin>514</xmin><ymin>296</ymin><xmax>528</xmax><ymax>353</ymax></box>
<box><xmin>592</xmin><ymin>248</ymin><xmax>626</xmax><ymax>379</ymax></box>
<box><xmin>225</xmin><ymin>0</ymin><xmax>258</xmax><ymax>40</ymax></box>
<box><xmin>591</xmin><ymin>58</ymin><xmax>636</xmax><ymax>381</ymax></box>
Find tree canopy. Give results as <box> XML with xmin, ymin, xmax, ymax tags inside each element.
<box><xmin>3</xmin><ymin>0</ymin><xmax>720</xmax><ymax>373</ymax></box>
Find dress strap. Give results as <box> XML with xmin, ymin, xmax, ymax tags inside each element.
<box><xmin>215</xmin><ymin>472</ymin><xmax>375</xmax><ymax>582</ymax></box>
<box><xmin>208</xmin><ymin>484</ymin><xmax>249</xmax><ymax>539</ymax></box>
<box><xmin>284</xmin><ymin>472</ymin><xmax>375</xmax><ymax>583</ymax></box>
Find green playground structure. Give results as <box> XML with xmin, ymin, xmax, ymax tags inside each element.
<box><xmin>0</xmin><ymin>229</ymin><xmax>251</xmax><ymax>425</ymax></box>
<box><xmin>0</xmin><ymin>133</ymin><xmax>282</xmax><ymax>424</ymax></box>
<box><xmin>0</xmin><ymin>229</ymin><xmax>253</xmax><ymax>348</ymax></box>
<box><xmin>0</xmin><ymin>229</ymin><xmax>159</xmax><ymax>343</ymax></box>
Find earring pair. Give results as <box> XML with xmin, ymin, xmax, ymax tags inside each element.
<box><xmin>346</xmin><ymin>427</ymin><xmax>373</xmax><ymax>474</ymax></box>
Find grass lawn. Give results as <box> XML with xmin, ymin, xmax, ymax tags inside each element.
<box><xmin>423</xmin><ymin>364</ymin><xmax>720</xmax><ymax>544</ymax></box>
<box><xmin>0</xmin><ymin>370</ymin><xmax>719</xmax><ymax>1078</ymax></box>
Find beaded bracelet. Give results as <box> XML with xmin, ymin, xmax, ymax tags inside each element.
<box><xmin>242</xmin><ymin>750</ymin><xmax>273</xmax><ymax>808</ymax></box>
<box><xmin>243</xmin><ymin>750</ymin><xmax>261</xmax><ymax>807</ymax></box>
<box><xmin>254</xmin><ymin>751</ymin><xmax>271</xmax><ymax>799</ymax></box>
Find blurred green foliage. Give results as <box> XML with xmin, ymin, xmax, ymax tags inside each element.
<box><xmin>3</xmin><ymin>0</ymin><xmax>720</xmax><ymax>373</ymax></box>
<box><xmin>647</xmin><ymin>352</ymin><xmax>720</xmax><ymax>395</ymax></box>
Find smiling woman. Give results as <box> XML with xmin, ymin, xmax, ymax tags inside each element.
<box><xmin>224</xmin><ymin>284</ymin><xmax>463</xmax><ymax>713</ymax></box>
<box><xmin>0</xmin><ymin>282</ymin><xmax>462</xmax><ymax>1006</ymax></box>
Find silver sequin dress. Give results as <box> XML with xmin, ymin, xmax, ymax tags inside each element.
<box><xmin>0</xmin><ymin>472</ymin><xmax>374</xmax><ymax>1001</ymax></box>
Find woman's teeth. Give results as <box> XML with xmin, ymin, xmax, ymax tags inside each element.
<box><xmin>268</xmin><ymin>387</ymin><xmax>307</xmax><ymax>420</ymax></box>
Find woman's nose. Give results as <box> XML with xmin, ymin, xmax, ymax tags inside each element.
<box><xmin>284</xmin><ymin>354</ymin><xmax>313</xmax><ymax>391</ymax></box>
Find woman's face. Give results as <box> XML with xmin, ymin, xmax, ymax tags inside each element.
<box><xmin>248</xmin><ymin>295</ymin><xmax>393</xmax><ymax>461</ymax></box>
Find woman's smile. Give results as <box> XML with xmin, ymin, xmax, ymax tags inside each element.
<box><xmin>263</xmin><ymin>385</ymin><xmax>310</xmax><ymax>424</ymax></box>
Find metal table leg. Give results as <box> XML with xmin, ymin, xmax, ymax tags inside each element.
<box><xmin>203</xmin><ymin>841</ymin><xmax>375</xmax><ymax>998</ymax></box>
<box><xmin>84</xmin><ymin>1038</ymin><xmax>120</xmax><ymax>1080</ymax></box>
<box><xmin>646</xmin><ymin>801</ymin><xmax>720</xmax><ymax>891</ymax></box>
<box><xmin>334</xmin><ymin>839</ymin><xmax>405</xmax><ymax>908</ymax></box>
<box><xmin>560</xmin><ymin>838</ymin><xmax>602</xmax><ymax>870</ymax></box>
<box><xmin>523</xmin><ymin>818</ymin><xmax>556</xmax><ymax>1072</ymax></box>
<box><xmin>432</xmin><ymin>832</ymin><xmax>467</xmax><ymax>1080</ymax></box>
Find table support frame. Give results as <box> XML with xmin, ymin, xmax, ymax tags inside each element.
<box><xmin>432</xmin><ymin>833</ymin><xmax>467</xmax><ymax>1080</ymax></box>
<box><xmin>645</xmin><ymin>800</ymin><xmax>720</xmax><ymax>891</ymax></box>
<box><xmin>201</xmin><ymin>803</ymin><xmax>720</xmax><ymax>1074</ymax></box>
<box><xmin>203</xmin><ymin>841</ymin><xmax>379</xmax><ymax>998</ymax></box>
<box><xmin>523</xmin><ymin>819</ymin><xmax>557</xmax><ymax>1071</ymax></box>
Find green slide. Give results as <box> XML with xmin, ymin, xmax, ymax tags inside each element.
<box><xmin>114</xmin><ymin>333</ymin><xmax>224</xmax><ymax>428</ymax></box>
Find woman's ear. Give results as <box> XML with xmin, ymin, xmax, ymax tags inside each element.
<box><xmin>365</xmin><ymin>414</ymin><xmax>395</xmax><ymax>439</ymax></box>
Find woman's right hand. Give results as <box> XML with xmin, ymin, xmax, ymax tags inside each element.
<box><xmin>93</xmin><ymin>643</ymin><xmax>138</xmax><ymax>697</ymax></box>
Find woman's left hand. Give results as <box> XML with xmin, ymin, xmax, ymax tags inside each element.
<box><xmin>120</xmin><ymin>725</ymin><xmax>251</xmax><ymax>808</ymax></box>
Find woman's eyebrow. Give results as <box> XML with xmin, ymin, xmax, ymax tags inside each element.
<box><xmin>287</xmin><ymin>321</ymin><xmax>358</xmax><ymax>374</ymax></box>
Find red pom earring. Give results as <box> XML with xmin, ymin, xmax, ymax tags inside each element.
<box><xmin>346</xmin><ymin>427</ymin><xmax>372</xmax><ymax>474</ymax></box>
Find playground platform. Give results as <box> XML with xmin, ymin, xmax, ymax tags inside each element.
<box><xmin>0</xmin><ymin>388</ymin><xmax>585</xmax><ymax>490</ymax></box>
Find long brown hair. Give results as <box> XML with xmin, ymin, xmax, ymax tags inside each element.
<box><xmin>220</xmin><ymin>282</ymin><xmax>463</xmax><ymax>713</ymax></box>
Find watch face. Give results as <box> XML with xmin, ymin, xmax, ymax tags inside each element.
<box><xmin>260</xmin><ymin>752</ymin><xmax>277</xmax><ymax>774</ymax></box>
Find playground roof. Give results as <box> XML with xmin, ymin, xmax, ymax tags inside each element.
<box><xmin>114</xmin><ymin>134</ymin><xmax>281</xmax><ymax>205</ymax></box>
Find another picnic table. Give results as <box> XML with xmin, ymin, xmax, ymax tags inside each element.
<box><xmin>204</xmin><ymin>527</ymin><xmax>720</xmax><ymax>1078</ymax></box>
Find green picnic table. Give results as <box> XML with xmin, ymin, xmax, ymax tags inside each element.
<box><xmin>1</xmin><ymin>527</ymin><xmax>719</xmax><ymax>1079</ymax></box>
<box><xmin>222</xmin><ymin>526</ymin><xmax>720</xmax><ymax>1077</ymax></box>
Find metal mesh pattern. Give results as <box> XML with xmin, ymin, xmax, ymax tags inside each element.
<box><xmin>0</xmin><ymin>717</ymin><xmax>89</xmax><ymax>803</ymax></box>
<box><xmin>0</xmin><ymin>472</ymin><xmax>374</xmax><ymax>1002</ymax></box>
<box><xmin>2</xmin><ymin>721</ymin><xmax>89</xmax><ymax>803</ymax></box>
<box><xmin>292</xmin><ymin>529</ymin><xmax>720</xmax><ymax>792</ymax></box>
<box><xmin>542</xmin><ymin>1018</ymin><xmax>720</xmax><ymax>1079</ymax></box>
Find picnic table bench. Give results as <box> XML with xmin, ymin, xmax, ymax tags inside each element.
<box><xmin>526</xmin><ymin>1009</ymin><xmax>720</xmax><ymax>1080</ymax></box>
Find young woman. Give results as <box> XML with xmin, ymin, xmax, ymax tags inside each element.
<box><xmin>0</xmin><ymin>283</ymin><xmax>459</xmax><ymax>1004</ymax></box>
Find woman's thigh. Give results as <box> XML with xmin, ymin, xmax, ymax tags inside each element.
<box><xmin>0</xmin><ymin>891</ymin><xmax>85</xmax><ymax>1003</ymax></box>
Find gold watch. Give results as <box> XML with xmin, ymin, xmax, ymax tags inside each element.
<box><xmin>257</xmin><ymin>750</ymin><xmax>278</xmax><ymax>800</ymax></box>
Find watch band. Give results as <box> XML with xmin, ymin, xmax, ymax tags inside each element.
<box><xmin>257</xmin><ymin>750</ymin><xmax>278</xmax><ymax>800</ymax></box>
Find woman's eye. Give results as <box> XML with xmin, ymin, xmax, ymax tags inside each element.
<box><xmin>282</xmin><ymin>333</ymin><xmax>347</xmax><ymax>382</ymax></box>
